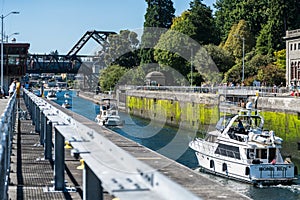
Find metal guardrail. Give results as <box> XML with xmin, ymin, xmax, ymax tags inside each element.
<box><xmin>119</xmin><ymin>85</ymin><xmax>290</xmax><ymax>96</ymax></box>
<box><xmin>22</xmin><ymin>89</ymin><xmax>201</xmax><ymax>200</ymax></box>
<box><xmin>0</xmin><ymin>92</ymin><xmax>17</xmax><ymax>200</ymax></box>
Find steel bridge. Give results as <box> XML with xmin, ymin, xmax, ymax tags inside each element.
<box><xmin>26</xmin><ymin>30</ymin><xmax>116</xmax><ymax>89</ymax></box>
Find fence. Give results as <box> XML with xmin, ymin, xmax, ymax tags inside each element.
<box><xmin>0</xmin><ymin>92</ymin><xmax>17</xmax><ymax>200</ymax></box>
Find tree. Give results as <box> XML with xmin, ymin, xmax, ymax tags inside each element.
<box><xmin>154</xmin><ymin>30</ymin><xmax>192</xmax><ymax>77</ymax></box>
<box><xmin>203</xmin><ymin>44</ymin><xmax>235</xmax><ymax>74</ymax></box>
<box><xmin>214</xmin><ymin>0</ymin><xmax>269</xmax><ymax>42</ymax></box>
<box><xmin>99</xmin><ymin>65</ymin><xmax>128</xmax><ymax>92</ymax></box>
<box><xmin>171</xmin><ymin>11</ymin><xmax>195</xmax><ymax>36</ymax></box>
<box><xmin>222</xmin><ymin>20</ymin><xmax>255</xmax><ymax>61</ymax></box>
<box><xmin>256</xmin><ymin>0</ymin><xmax>287</xmax><ymax>55</ymax></box>
<box><xmin>104</xmin><ymin>30</ymin><xmax>140</xmax><ymax>68</ymax></box>
<box><xmin>140</xmin><ymin>0</ymin><xmax>175</xmax><ymax>64</ymax></box>
<box><xmin>257</xmin><ymin>64</ymin><xmax>285</xmax><ymax>86</ymax></box>
<box><xmin>188</xmin><ymin>0</ymin><xmax>219</xmax><ymax>44</ymax></box>
<box><xmin>273</xmin><ymin>49</ymin><xmax>286</xmax><ymax>70</ymax></box>
<box><xmin>144</xmin><ymin>0</ymin><xmax>175</xmax><ymax>28</ymax></box>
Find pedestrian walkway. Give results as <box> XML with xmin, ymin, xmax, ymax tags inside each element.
<box><xmin>8</xmin><ymin>98</ymin><xmax>83</xmax><ymax>199</ymax></box>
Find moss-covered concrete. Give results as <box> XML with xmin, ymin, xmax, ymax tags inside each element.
<box><xmin>126</xmin><ymin>91</ymin><xmax>219</xmax><ymax>131</ymax></box>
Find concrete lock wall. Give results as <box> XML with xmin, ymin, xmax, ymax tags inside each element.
<box><xmin>126</xmin><ymin>90</ymin><xmax>219</xmax><ymax>131</ymax></box>
<box><xmin>125</xmin><ymin>91</ymin><xmax>300</xmax><ymax>141</ymax></box>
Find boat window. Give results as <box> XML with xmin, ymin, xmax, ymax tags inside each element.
<box><xmin>256</xmin><ymin>149</ymin><xmax>267</xmax><ymax>159</ymax></box>
<box><xmin>205</xmin><ymin>135</ymin><xmax>217</xmax><ymax>142</ymax></box>
<box><xmin>215</xmin><ymin>144</ymin><xmax>240</xmax><ymax>159</ymax></box>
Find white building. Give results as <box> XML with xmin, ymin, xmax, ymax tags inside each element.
<box><xmin>285</xmin><ymin>29</ymin><xmax>300</xmax><ymax>87</ymax></box>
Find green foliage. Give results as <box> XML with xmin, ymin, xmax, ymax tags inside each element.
<box><xmin>193</xmin><ymin>47</ymin><xmax>222</xmax><ymax>84</ymax></box>
<box><xmin>143</xmin><ymin>0</ymin><xmax>175</xmax><ymax>28</ymax></box>
<box><xmin>223</xmin><ymin>63</ymin><xmax>243</xmax><ymax>84</ymax></box>
<box><xmin>273</xmin><ymin>49</ymin><xmax>286</xmax><ymax>70</ymax></box>
<box><xmin>215</xmin><ymin>0</ymin><xmax>300</xmax><ymax>55</ymax></box>
<box><xmin>224</xmin><ymin>52</ymin><xmax>272</xmax><ymax>84</ymax></box>
<box><xmin>215</xmin><ymin>0</ymin><xmax>269</xmax><ymax>41</ymax></box>
<box><xmin>222</xmin><ymin>20</ymin><xmax>255</xmax><ymax>61</ymax></box>
<box><xmin>188</xmin><ymin>0</ymin><xmax>219</xmax><ymax>44</ymax></box>
<box><xmin>257</xmin><ymin>64</ymin><xmax>285</xmax><ymax>86</ymax></box>
<box><xmin>171</xmin><ymin>11</ymin><xmax>195</xmax><ymax>36</ymax></box>
<box><xmin>105</xmin><ymin>30</ymin><xmax>140</xmax><ymax>68</ymax></box>
<box><xmin>99</xmin><ymin>65</ymin><xmax>128</xmax><ymax>91</ymax></box>
<box><xmin>203</xmin><ymin>44</ymin><xmax>235</xmax><ymax>73</ymax></box>
<box><xmin>119</xmin><ymin>66</ymin><xmax>147</xmax><ymax>86</ymax></box>
<box><xmin>154</xmin><ymin>30</ymin><xmax>191</xmax><ymax>77</ymax></box>
<box><xmin>141</xmin><ymin>0</ymin><xmax>175</xmax><ymax>64</ymax></box>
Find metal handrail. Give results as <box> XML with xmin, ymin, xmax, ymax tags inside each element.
<box><xmin>0</xmin><ymin>92</ymin><xmax>17</xmax><ymax>200</ymax></box>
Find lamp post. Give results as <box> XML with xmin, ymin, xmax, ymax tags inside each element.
<box><xmin>234</xmin><ymin>34</ymin><xmax>245</xmax><ymax>83</ymax></box>
<box><xmin>1</xmin><ymin>11</ymin><xmax>19</xmax><ymax>94</ymax></box>
<box><xmin>6</xmin><ymin>32</ymin><xmax>19</xmax><ymax>43</ymax></box>
<box><xmin>190</xmin><ymin>48</ymin><xmax>193</xmax><ymax>87</ymax></box>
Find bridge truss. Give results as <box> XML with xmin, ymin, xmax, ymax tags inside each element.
<box><xmin>26</xmin><ymin>30</ymin><xmax>116</xmax><ymax>90</ymax></box>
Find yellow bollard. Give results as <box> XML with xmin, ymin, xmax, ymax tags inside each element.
<box><xmin>64</xmin><ymin>141</ymin><xmax>73</xmax><ymax>149</ymax></box>
<box><xmin>77</xmin><ymin>159</ymin><xmax>85</xmax><ymax>169</ymax></box>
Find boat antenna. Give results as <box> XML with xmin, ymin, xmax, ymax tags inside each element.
<box><xmin>254</xmin><ymin>92</ymin><xmax>259</xmax><ymax>126</ymax></box>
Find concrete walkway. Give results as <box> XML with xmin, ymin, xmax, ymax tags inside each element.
<box><xmin>7</xmin><ymin>97</ymin><xmax>114</xmax><ymax>200</ymax></box>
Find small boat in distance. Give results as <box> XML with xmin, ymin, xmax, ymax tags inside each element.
<box><xmin>62</xmin><ymin>100</ymin><xmax>71</xmax><ymax>108</ymax></box>
<box><xmin>95</xmin><ymin>98</ymin><xmax>124</xmax><ymax>126</ymax></box>
<box><xmin>64</xmin><ymin>92</ymin><xmax>70</xmax><ymax>99</ymax></box>
<box><xmin>46</xmin><ymin>89</ymin><xmax>57</xmax><ymax>100</ymax></box>
<box><xmin>189</xmin><ymin>98</ymin><xmax>298</xmax><ymax>186</ymax></box>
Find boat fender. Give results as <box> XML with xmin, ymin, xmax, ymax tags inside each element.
<box><xmin>249</xmin><ymin>152</ymin><xmax>255</xmax><ymax>159</ymax></box>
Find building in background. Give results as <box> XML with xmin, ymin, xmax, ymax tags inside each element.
<box><xmin>1</xmin><ymin>42</ymin><xmax>30</xmax><ymax>94</ymax></box>
<box><xmin>285</xmin><ymin>29</ymin><xmax>300</xmax><ymax>87</ymax></box>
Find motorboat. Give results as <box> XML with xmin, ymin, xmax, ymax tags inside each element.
<box><xmin>64</xmin><ymin>92</ymin><xmax>71</xmax><ymax>99</ymax></box>
<box><xmin>189</xmin><ymin>98</ymin><xmax>298</xmax><ymax>185</ymax></box>
<box><xmin>46</xmin><ymin>89</ymin><xmax>57</xmax><ymax>100</ymax></box>
<box><xmin>62</xmin><ymin>100</ymin><xmax>71</xmax><ymax>108</ymax></box>
<box><xmin>95</xmin><ymin>98</ymin><xmax>124</xmax><ymax>126</ymax></box>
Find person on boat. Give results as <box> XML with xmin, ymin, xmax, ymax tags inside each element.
<box><xmin>238</xmin><ymin>119</ymin><xmax>246</xmax><ymax>134</ymax></box>
<box><xmin>270</xmin><ymin>157</ymin><xmax>276</xmax><ymax>164</ymax></box>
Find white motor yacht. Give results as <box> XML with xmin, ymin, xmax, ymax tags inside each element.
<box><xmin>95</xmin><ymin>99</ymin><xmax>124</xmax><ymax>126</ymax></box>
<box><xmin>189</xmin><ymin>99</ymin><xmax>298</xmax><ymax>185</ymax></box>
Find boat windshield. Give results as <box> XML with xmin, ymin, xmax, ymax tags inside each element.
<box><xmin>237</xmin><ymin>115</ymin><xmax>264</xmax><ymax>130</ymax></box>
<box><xmin>216</xmin><ymin>115</ymin><xmax>234</xmax><ymax>131</ymax></box>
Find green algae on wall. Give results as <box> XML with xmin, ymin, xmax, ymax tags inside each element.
<box><xmin>260</xmin><ymin>111</ymin><xmax>300</xmax><ymax>167</ymax></box>
<box><xmin>127</xmin><ymin>95</ymin><xmax>219</xmax><ymax>131</ymax></box>
<box><xmin>260</xmin><ymin>111</ymin><xmax>300</xmax><ymax>142</ymax></box>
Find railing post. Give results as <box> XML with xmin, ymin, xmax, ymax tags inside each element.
<box><xmin>83</xmin><ymin>163</ymin><xmax>103</xmax><ymax>200</ymax></box>
<box><xmin>54</xmin><ymin>128</ymin><xmax>65</xmax><ymax>191</ymax></box>
<box><xmin>35</xmin><ymin>106</ymin><xmax>40</xmax><ymax>133</ymax></box>
<box><xmin>45</xmin><ymin>120</ymin><xmax>53</xmax><ymax>160</ymax></box>
<box><xmin>31</xmin><ymin>100</ymin><xmax>36</xmax><ymax>125</ymax></box>
<box><xmin>40</xmin><ymin>111</ymin><xmax>45</xmax><ymax>146</ymax></box>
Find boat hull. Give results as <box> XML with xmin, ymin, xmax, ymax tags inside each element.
<box><xmin>192</xmin><ymin>146</ymin><xmax>297</xmax><ymax>185</ymax></box>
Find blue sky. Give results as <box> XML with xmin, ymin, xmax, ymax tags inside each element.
<box><xmin>1</xmin><ymin>0</ymin><xmax>215</xmax><ymax>54</ymax></box>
